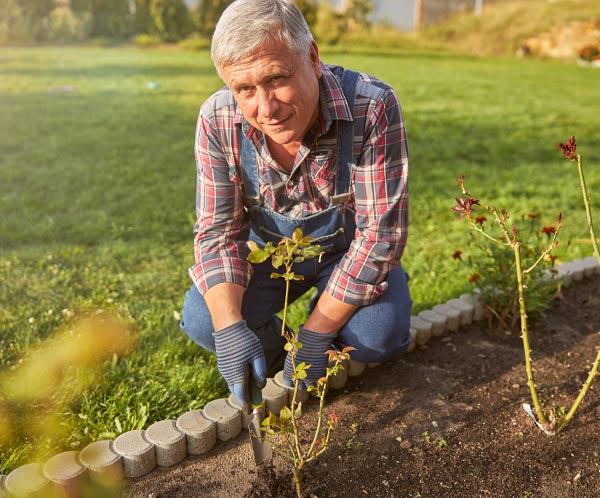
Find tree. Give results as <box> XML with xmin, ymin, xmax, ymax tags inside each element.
<box><xmin>347</xmin><ymin>0</ymin><xmax>374</xmax><ymax>30</ymax></box>
<box><xmin>0</xmin><ymin>0</ymin><xmax>56</xmax><ymax>43</ymax></box>
<box><xmin>71</xmin><ymin>0</ymin><xmax>134</xmax><ymax>39</ymax></box>
<box><xmin>149</xmin><ymin>0</ymin><xmax>193</xmax><ymax>42</ymax></box>
<box><xmin>295</xmin><ymin>0</ymin><xmax>317</xmax><ymax>32</ymax></box>
<box><xmin>193</xmin><ymin>0</ymin><xmax>232</xmax><ymax>39</ymax></box>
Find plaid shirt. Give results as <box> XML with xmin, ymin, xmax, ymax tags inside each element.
<box><xmin>189</xmin><ymin>64</ymin><xmax>408</xmax><ymax>306</ymax></box>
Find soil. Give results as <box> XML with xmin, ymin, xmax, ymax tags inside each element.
<box><xmin>124</xmin><ymin>276</ymin><xmax>600</xmax><ymax>498</ymax></box>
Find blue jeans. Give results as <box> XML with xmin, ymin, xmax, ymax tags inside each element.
<box><xmin>180</xmin><ymin>250</ymin><xmax>412</xmax><ymax>373</ymax></box>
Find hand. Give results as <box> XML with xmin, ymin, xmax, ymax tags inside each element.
<box><xmin>283</xmin><ymin>326</ymin><xmax>337</xmax><ymax>390</ymax></box>
<box><xmin>213</xmin><ymin>320</ymin><xmax>267</xmax><ymax>413</ymax></box>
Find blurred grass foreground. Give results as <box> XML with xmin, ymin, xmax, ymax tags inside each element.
<box><xmin>1</xmin><ymin>0</ymin><xmax>600</xmax><ymax>476</ymax></box>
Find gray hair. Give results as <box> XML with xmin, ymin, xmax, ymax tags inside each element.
<box><xmin>211</xmin><ymin>0</ymin><xmax>314</xmax><ymax>78</ymax></box>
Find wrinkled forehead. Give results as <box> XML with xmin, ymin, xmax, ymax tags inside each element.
<box><xmin>219</xmin><ymin>30</ymin><xmax>304</xmax><ymax>72</ymax></box>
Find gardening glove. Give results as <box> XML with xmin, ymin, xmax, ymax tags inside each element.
<box><xmin>213</xmin><ymin>320</ymin><xmax>267</xmax><ymax>413</ymax></box>
<box><xmin>282</xmin><ymin>325</ymin><xmax>337</xmax><ymax>390</ymax></box>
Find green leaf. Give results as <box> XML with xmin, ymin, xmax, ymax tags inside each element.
<box><xmin>296</xmin><ymin>369</ymin><xmax>307</xmax><ymax>380</ymax></box>
<box><xmin>270</xmin><ymin>272</ymin><xmax>283</xmax><ymax>279</ymax></box>
<box><xmin>293</xmin><ymin>274</ymin><xmax>304</xmax><ymax>281</ymax></box>
<box><xmin>293</xmin><ymin>256</ymin><xmax>305</xmax><ymax>263</ymax></box>
<box><xmin>293</xmin><ymin>341</ymin><xmax>303</xmax><ymax>349</ymax></box>
<box><xmin>284</xmin><ymin>342</ymin><xmax>294</xmax><ymax>352</ymax></box>
<box><xmin>247</xmin><ymin>240</ymin><xmax>261</xmax><ymax>252</ymax></box>
<box><xmin>294</xmin><ymin>402</ymin><xmax>302</xmax><ymax>418</ymax></box>
<box><xmin>302</xmin><ymin>245</ymin><xmax>322</xmax><ymax>259</ymax></box>
<box><xmin>292</xmin><ymin>228</ymin><xmax>304</xmax><ymax>243</ymax></box>
<box><xmin>279</xmin><ymin>405</ymin><xmax>292</xmax><ymax>424</ymax></box>
<box><xmin>283</xmin><ymin>272</ymin><xmax>295</xmax><ymax>281</ymax></box>
<box><xmin>247</xmin><ymin>249</ymin><xmax>270</xmax><ymax>264</ymax></box>
<box><xmin>272</xmin><ymin>254</ymin><xmax>284</xmax><ymax>268</ymax></box>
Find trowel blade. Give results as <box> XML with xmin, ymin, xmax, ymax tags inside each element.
<box><xmin>249</xmin><ymin>414</ymin><xmax>272</xmax><ymax>465</ymax></box>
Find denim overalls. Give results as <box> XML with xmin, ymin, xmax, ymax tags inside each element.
<box><xmin>181</xmin><ymin>69</ymin><xmax>412</xmax><ymax>373</ymax></box>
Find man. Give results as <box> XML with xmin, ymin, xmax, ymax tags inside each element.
<box><xmin>180</xmin><ymin>0</ymin><xmax>411</xmax><ymax>412</ymax></box>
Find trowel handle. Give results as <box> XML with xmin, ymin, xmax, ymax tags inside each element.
<box><xmin>249</xmin><ymin>375</ymin><xmax>264</xmax><ymax>412</ymax></box>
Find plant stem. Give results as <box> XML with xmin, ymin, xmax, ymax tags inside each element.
<box><xmin>576</xmin><ymin>155</ymin><xmax>600</xmax><ymax>263</ymax></box>
<box><xmin>556</xmin><ymin>349</ymin><xmax>600</xmax><ymax>434</ymax></box>
<box><xmin>293</xmin><ymin>466</ymin><xmax>304</xmax><ymax>498</ymax></box>
<box><xmin>514</xmin><ymin>243</ymin><xmax>546</xmax><ymax>424</ymax></box>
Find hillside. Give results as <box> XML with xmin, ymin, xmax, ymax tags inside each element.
<box><xmin>415</xmin><ymin>0</ymin><xmax>600</xmax><ymax>57</ymax></box>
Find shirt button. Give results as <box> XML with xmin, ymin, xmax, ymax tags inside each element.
<box><xmin>287</xmin><ymin>180</ymin><xmax>295</xmax><ymax>187</ymax></box>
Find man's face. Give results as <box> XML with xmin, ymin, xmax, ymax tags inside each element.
<box><xmin>221</xmin><ymin>38</ymin><xmax>322</xmax><ymax>146</ymax></box>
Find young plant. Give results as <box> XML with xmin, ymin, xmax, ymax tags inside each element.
<box><xmin>453</xmin><ymin>175</ymin><xmax>600</xmax><ymax>434</ymax></box>
<box><xmin>558</xmin><ymin>135</ymin><xmax>600</xmax><ymax>263</ymax></box>
<box><xmin>247</xmin><ymin>228</ymin><xmax>354</xmax><ymax>498</ymax></box>
<box><xmin>452</xmin><ymin>212</ymin><xmax>558</xmax><ymax>330</ymax></box>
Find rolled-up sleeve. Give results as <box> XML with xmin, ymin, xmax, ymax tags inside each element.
<box><xmin>325</xmin><ymin>87</ymin><xmax>408</xmax><ymax>306</ymax></box>
<box><xmin>188</xmin><ymin>107</ymin><xmax>252</xmax><ymax>295</ymax></box>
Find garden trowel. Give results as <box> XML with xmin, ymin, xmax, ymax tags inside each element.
<box><xmin>248</xmin><ymin>376</ymin><xmax>272</xmax><ymax>465</ymax></box>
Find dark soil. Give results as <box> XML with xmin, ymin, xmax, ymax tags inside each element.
<box><xmin>125</xmin><ymin>276</ymin><xmax>600</xmax><ymax>498</ymax></box>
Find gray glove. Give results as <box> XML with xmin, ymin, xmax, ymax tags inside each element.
<box><xmin>282</xmin><ymin>325</ymin><xmax>336</xmax><ymax>390</ymax></box>
<box><xmin>213</xmin><ymin>320</ymin><xmax>267</xmax><ymax>412</ymax></box>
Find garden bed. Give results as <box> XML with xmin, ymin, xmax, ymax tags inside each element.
<box><xmin>124</xmin><ymin>276</ymin><xmax>600</xmax><ymax>498</ymax></box>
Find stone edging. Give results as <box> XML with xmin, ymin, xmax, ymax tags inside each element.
<box><xmin>1</xmin><ymin>257</ymin><xmax>599</xmax><ymax>497</ymax></box>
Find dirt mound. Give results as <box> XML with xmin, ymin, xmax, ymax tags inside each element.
<box><xmin>519</xmin><ymin>19</ymin><xmax>600</xmax><ymax>60</ymax></box>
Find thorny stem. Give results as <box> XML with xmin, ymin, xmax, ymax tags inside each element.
<box><xmin>576</xmin><ymin>154</ymin><xmax>600</xmax><ymax>263</ymax></box>
<box><xmin>514</xmin><ymin>243</ymin><xmax>546</xmax><ymax>425</ymax></box>
<box><xmin>556</xmin><ymin>349</ymin><xmax>600</xmax><ymax>434</ymax></box>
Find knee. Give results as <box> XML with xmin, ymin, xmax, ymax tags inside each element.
<box><xmin>348</xmin><ymin>316</ymin><xmax>411</xmax><ymax>363</ymax></box>
<box><xmin>340</xmin><ymin>295</ymin><xmax>412</xmax><ymax>363</ymax></box>
<box><xmin>180</xmin><ymin>285</ymin><xmax>215</xmax><ymax>351</ymax></box>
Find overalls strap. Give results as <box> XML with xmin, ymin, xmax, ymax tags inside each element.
<box><xmin>238</xmin><ymin>67</ymin><xmax>359</xmax><ymax>207</ymax></box>
<box><xmin>331</xmin><ymin>68</ymin><xmax>359</xmax><ymax>206</ymax></box>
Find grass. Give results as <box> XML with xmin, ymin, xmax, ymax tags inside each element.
<box><xmin>0</xmin><ymin>43</ymin><xmax>599</xmax><ymax>473</ymax></box>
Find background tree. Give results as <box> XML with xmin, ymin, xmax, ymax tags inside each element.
<box><xmin>70</xmin><ymin>0</ymin><xmax>134</xmax><ymax>39</ymax></box>
<box><xmin>149</xmin><ymin>0</ymin><xmax>193</xmax><ymax>42</ymax></box>
<box><xmin>0</xmin><ymin>0</ymin><xmax>56</xmax><ymax>43</ymax></box>
<box><xmin>193</xmin><ymin>0</ymin><xmax>232</xmax><ymax>39</ymax></box>
<box><xmin>295</xmin><ymin>0</ymin><xmax>317</xmax><ymax>32</ymax></box>
<box><xmin>347</xmin><ymin>0</ymin><xmax>373</xmax><ymax>30</ymax></box>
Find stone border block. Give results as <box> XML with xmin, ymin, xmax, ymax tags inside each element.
<box><xmin>555</xmin><ymin>262</ymin><xmax>575</xmax><ymax>286</ymax></box>
<box><xmin>432</xmin><ymin>304</ymin><xmax>461</xmax><ymax>332</ymax></box>
<box><xmin>577</xmin><ymin>256</ymin><xmax>599</xmax><ymax>277</ymax></box>
<box><xmin>582</xmin><ymin>256</ymin><xmax>600</xmax><ymax>274</ymax></box>
<box><xmin>79</xmin><ymin>440</ymin><xmax>123</xmax><ymax>486</ymax></box>
<box><xmin>348</xmin><ymin>359</ymin><xmax>366</xmax><ymax>377</ymax></box>
<box><xmin>43</xmin><ymin>451</ymin><xmax>88</xmax><ymax>497</ymax></box>
<box><xmin>407</xmin><ymin>328</ymin><xmax>417</xmax><ymax>352</ymax></box>
<box><xmin>146</xmin><ymin>420</ymin><xmax>187</xmax><ymax>467</ymax></box>
<box><xmin>418</xmin><ymin>310</ymin><xmax>447</xmax><ymax>337</ymax></box>
<box><xmin>410</xmin><ymin>316</ymin><xmax>432</xmax><ymax>346</ymax></box>
<box><xmin>175</xmin><ymin>410</ymin><xmax>217</xmax><ymax>455</ymax></box>
<box><xmin>227</xmin><ymin>393</ymin><xmax>265</xmax><ymax>427</ymax></box>
<box><xmin>446</xmin><ymin>298</ymin><xmax>474</xmax><ymax>326</ymax></box>
<box><xmin>328</xmin><ymin>358</ymin><xmax>349</xmax><ymax>390</ymax></box>
<box><xmin>0</xmin><ymin>475</ymin><xmax>7</xmax><ymax>498</ymax></box>
<box><xmin>459</xmin><ymin>293</ymin><xmax>484</xmax><ymax>321</ymax></box>
<box><xmin>113</xmin><ymin>430</ymin><xmax>156</xmax><ymax>478</ymax></box>
<box><xmin>5</xmin><ymin>463</ymin><xmax>50</xmax><ymax>497</ymax></box>
<box><xmin>262</xmin><ymin>378</ymin><xmax>288</xmax><ymax>416</ymax></box>
<box><xmin>273</xmin><ymin>371</ymin><xmax>309</xmax><ymax>405</ymax></box>
<box><xmin>203</xmin><ymin>398</ymin><xmax>242</xmax><ymax>442</ymax></box>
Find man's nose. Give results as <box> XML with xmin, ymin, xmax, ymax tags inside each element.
<box><xmin>257</xmin><ymin>87</ymin><xmax>279</xmax><ymax>119</ymax></box>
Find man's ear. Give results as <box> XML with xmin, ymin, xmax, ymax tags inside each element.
<box><xmin>309</xmin><ymin>40</ymin><xmax>322</xmax><ymax>78</ymax></box>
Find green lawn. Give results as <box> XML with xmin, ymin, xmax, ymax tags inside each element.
<box><xmin>1</xmin><ymin>46</ymin><xmax>599</xmax><ymax>472</ymax></box>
